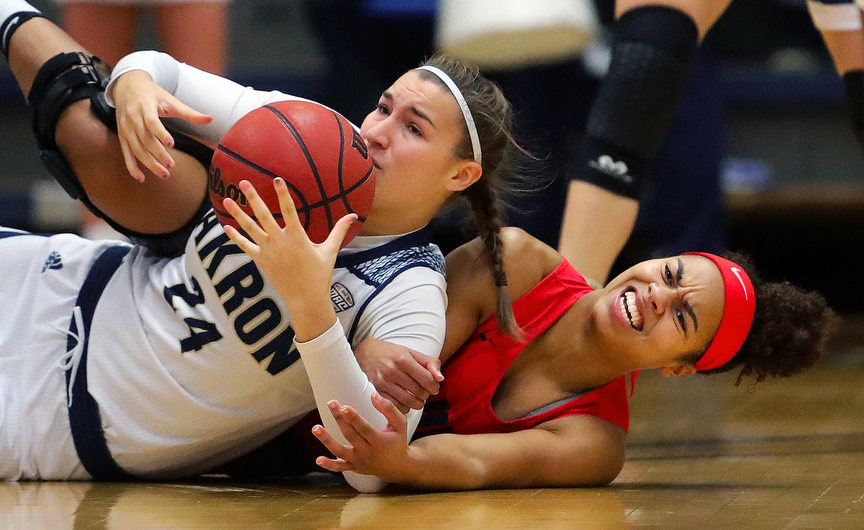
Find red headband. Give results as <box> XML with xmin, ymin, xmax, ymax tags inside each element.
<box><xmin>684</xmin><ymin>252</ymin><xmax>755</xmax><ymax>372</ymax></box>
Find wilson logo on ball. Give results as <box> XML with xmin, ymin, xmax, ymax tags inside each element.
<box><xmin>210</xmin><ymin>100</ymin><xmax>375</xmax><ymax>247</ymax></box>
<box><xmin>207</xmin><ymin>166</ymin><xmax>248</xmax><ymax>206</ymax></box>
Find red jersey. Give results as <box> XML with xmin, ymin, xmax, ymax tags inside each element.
<box><xmin>416</xmin><ymin>259</ymin><xmax>630</xmax><ymax>438</ymax></box>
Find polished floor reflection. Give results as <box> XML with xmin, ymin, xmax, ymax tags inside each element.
<box><xmin>3</xmin><ymin>327</ymin><xmax>863</xmax><ymax>528</ymax></box>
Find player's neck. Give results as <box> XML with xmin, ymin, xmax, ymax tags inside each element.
<box><xmin>359</xmin><ymin>207</ymin><xmax>434</xmax><ymax>236</ymax></box>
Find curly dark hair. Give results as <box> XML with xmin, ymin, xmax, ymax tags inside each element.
<box><xmin>698</xmin><ymin>252</ymin><xmax>837</xmax><ymax>385</ymax></box>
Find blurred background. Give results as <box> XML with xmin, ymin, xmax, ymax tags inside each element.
<box><xmin>1</xmin><ymin>0</ymin><xmax>863</xmax><ymax>319</ymax></box>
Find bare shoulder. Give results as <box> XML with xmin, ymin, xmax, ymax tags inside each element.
<box><xmin>500</xmin><ymin>227</ymin><xmax>563</xmax><ymax>298</ymax></box>
<box><xmin>499</xmin><ymin>227</ymin><xmax>559</xmax><ymax>268</ymax></box>
<box><xmin>445</xmin><ymin>228</ymin><xmax>564</xmax><ymax>301</ymax></box>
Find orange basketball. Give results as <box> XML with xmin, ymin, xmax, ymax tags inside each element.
<box><xmin>209</xmin><ymin>100</ymin><xmax>375</xmax><ymax>246</ymax></box>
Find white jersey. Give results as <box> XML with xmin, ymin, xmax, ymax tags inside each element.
<box><xmin>0</xmin><ymin>216</ymin><xmax>445</xmax><ymax>481</ymax></box>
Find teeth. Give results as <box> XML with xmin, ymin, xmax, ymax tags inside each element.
<box><xmin>620</xmin><ymin>290</ymin><xmax>643</xmax><ymax>330</ymax></box>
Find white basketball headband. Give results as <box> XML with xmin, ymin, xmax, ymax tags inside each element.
<box><xmin>416</xmin><ymin>65</ymin><xmax>482</xmax><ymax>164</ymax></box>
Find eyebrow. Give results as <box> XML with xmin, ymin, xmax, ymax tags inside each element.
<box><xmin>381</xmin><ymin>91</ymin><xmax>435</xmax><ymax>127</ymax></box>
<box><xmin>678</xmin><ymin>258</ymin><xmax>699</xmax><ymax>332</ymax></box>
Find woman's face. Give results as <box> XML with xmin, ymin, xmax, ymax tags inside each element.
<box><xmin>358</xmin><ymin>70</ymin><xmax>476</xmax><ymax>233</ymax></box>
<box><xmin>593</xmin><ymin>254</ymin><xmax>726</xmax><ymax>373</ymax></box>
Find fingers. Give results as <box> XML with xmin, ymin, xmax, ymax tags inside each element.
<box><xmin>372</xmin><ymin>392</ymin><xmax>407</xmax><ymax>433</ymax></box>
<box><xmin>149</xmin><ymin>105</ymin><xmax>177</xmax><ymax>148</ymax></box>
<box><xmin>411</xmin><ymin>350</ymin><xmax>445</xmax><ymax>383</ymax></box>
<box><xmin>315</xmin><ymin>455</ymin><xmax>350</xmax><ymax>473</ymax></box>
<box><xmin>328</xmin><ymin>402</ymin><xmax>371</xmax><ymax>449</ymax></box>
<box><xmin>310</xmin><ymin>425</ymin><xmax>353</xmax><ymax>472</ymax></box>
<box><xmin>222</xmin><ymin>224</ymin><xmax>259</xmax><ymax>257</ymax></box>
<box><xmin>117</xmin><ymin>107</ymin><xmax>173</xmax><ymax>179</ymax></box>
<box><xmin>369</xmin><ymin>368</ymin><xmax>427</xmax><ymax>411</ymax></box>
<box><xmin>378</xmin><ymin>383</ymin><xmax>424</xmax><ymax>412</ymax></box>
<box><xmin>400</xmin><ymin>352</ymin><xmax>442</xmax><ymax>396</ymax></box>
<box><xmin>377</xmin><ymin>391</ymin><xmax>410</xmax><ymax>415</ymax></box>
<box><xmin>324</xmin><ymin>213</ymin><xmax>358</xmax><ymax>251</ymax></box>
<box><xmin>118</xmin><ymin>138</ymin><xmax>146</xmax><ymax>183</ymax></box>
<box><xmin>222</xmin><ymin>196</ymin><xmax>267</xmax><ymax>243</ymax></box>
<box><xmin>239</xmin><ymin>180</ymin><xmax>283</xmax><ymax>234</ymax></box>
<box><xmin>374</xmin><ymin>355</ymin><xmax>438</xmax><ymax>407</ymax></box>
<box><xmin>272</xmin><ymin>177</ymin><xmax>307</xmax><ymax>239</ymax></box>
<box><xmin>166</xmin><ymin>99</ymin><xmax>213</xmax><ymax>126</ymax></box>
<box><xmin>311</xmin><ymin>423</ymin><xmax>351</xmax><ymax>459</ymax></box>
<box><xmin>111</xmin><ymin>70</ymin><xmax>179</xmax><ymax>180</ymax></box>
<box><xmin>120</xmin><ymin>121</ymin><xmax>171</xmax><ymax>179</ymax></box>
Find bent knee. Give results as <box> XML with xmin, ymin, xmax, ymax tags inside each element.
<box><xmin>54</xmin><ymin>102</ymin><xmax>208</xmax><ymax>234</ymax></box>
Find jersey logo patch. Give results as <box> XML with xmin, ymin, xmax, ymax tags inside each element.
<box><xmin>330</xmin><ymin>282</ymin><xmax>354</xmax><ymax>312</ymax></box>
<box><xmin>41</xmin><ymin>251</ymin><xmax>63</xmax><ymax>272</ymax></box>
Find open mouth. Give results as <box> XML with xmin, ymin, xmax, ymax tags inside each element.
<box><xmin>620</xmin><ymin>287</ymin><xmax>643</xmax><ymax>331</ymax></box>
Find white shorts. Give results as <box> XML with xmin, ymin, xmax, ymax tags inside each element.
<box><xmin>0</xmin><ymin>229</ymin><xmax>118</xmax><ymax>480</ymax></box>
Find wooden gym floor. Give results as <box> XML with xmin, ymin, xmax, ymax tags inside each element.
<box><xmin>2</xmin><ymin>318</ymin><xmax>863</xmax><ymax>529</ymax></box>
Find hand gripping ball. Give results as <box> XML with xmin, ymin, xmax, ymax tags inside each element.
<box><xmin>209</xmin><ymin>100</ymin><xmax>375</xmax><ymax>246</ymax></box>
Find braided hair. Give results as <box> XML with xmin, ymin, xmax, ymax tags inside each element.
<box><xmin>417</xmin><ymin>53</ymin><xmax>526</xmax><ymax>338</ymax></box>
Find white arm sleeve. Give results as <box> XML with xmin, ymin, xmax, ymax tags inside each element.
<box><xmin>105</xmin><ymin>50</ymin><xmax>310</xmax><ymax>143</ymax></box>
<box><xmin>295</xmin><ymin>321</ymin><xmax>387</xmax><ymax>493</ymax></box>
<box><xmin>295</xmin><ymin>273</ymin><xmax>446</xmax><ymax>493</ymax></box>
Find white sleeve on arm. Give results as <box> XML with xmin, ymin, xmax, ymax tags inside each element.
<box><xmin>105</xmin><ymin>50</ymin><xmax>309</xmax><ymax>143</ymax></box>
<box><xmin>295</xmin><ymin>321</ymin><xmax>386</xmax><ymax>492</ymax></box>
<box><xmin>295</xmin><ymin>273</ymin><xmax>447</xmax><ymax>493</ymax></box>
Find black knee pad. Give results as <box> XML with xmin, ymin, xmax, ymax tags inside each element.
<box><xmin>28</xmin><ymin>52</ymin><xmax>214</xmax><ymax>255</ymax></box>
<box><xmin>571</xmin><ymin>6</ymin><xmax>699</xmax><ymax>199</ymax></box>
<box><xmin>29</xmin><ymin>52</ymin><xmax>110</xmax><ymax>202</ymax></box>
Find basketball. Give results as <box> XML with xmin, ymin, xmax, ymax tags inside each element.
<box><xmin>208</xmin><ymin>100</ymin><xmax>375</xmax><ymax>246</ymax></box>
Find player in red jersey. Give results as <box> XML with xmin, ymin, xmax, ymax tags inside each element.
<box><xmin>308</xmin><ymin>227</ymin><xmax>833</xmax><ymax>490</ymax></box>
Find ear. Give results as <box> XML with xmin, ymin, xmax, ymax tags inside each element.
<box><xmin>445</xmin><ymin>160</ymin><xmax>482</xmax><ymax>192</ymax></box>
<box><xmin>660</xmin><ymin>363</ymin><xmax>698</xmax><ymax>378</ymax></box>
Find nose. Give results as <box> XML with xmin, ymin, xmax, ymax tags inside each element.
<box><xmin>647</xmin><ymin>282</ymin><xmax>676</xmax><ymax>314</ymax></box>
<box><xmin>362</xmin><ymin>115</ymin><xmax>390</xmax><ymax>150</ymax></box>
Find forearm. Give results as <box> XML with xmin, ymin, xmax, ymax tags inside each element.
<box><xmin>392</xmin><ymin>421</ymin><xmax>626</xmax><ymax>491</ymax></box>
<box><xmin>106</xmin><ymin>50</ymin><xmax>297</xmax><ymax>142</ymax></box>
<box><xmin>295</xmin><ymin>273</ymin><xmax>446</xmax><ymax>491</ymax></box>
<box><xmin>295</xmin><ymin>321</ymin><xmax>387</xmax><ymax>491</ymax></box>
<box><xmin>295</xmin><ymin>321</ymin><xmax>385</xmax><ymax>433</ymax></box>
<box><xmin>391</xmin><ymin>433</ymin><xmax>553</xmax><ymax>491</ymax></box>
<box><xmin>396</xmin><ymin>436</ymin><xmax>494</xmax><ymax>490</ymax></box>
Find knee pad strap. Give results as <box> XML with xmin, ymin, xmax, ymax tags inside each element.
<box><xmin>29</xmin><ymin>52</ymin><xmax>109</xmax><ymax>201</ymax></box>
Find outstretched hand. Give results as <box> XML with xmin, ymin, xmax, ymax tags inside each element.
<box><xmin>312</xmin><ymin>393</ymin><xmax>414</xmax><ymax>482</ymax></box>
<box><xmin>111</xmin><ymin>70</ymin><xmax>212</xmax><ymax>182</ymax></box>
<box><xmin>222</xmin><ymin>178</ymin><xmax>357</xmax><ymax>341</ymax></box>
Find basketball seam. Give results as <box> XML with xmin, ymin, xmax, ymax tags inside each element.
<box><xmin>211</xmin><ymin>146</ymin><xmax>371</xmax><ymax>221</ymax></box>
<box><xmin>333</xmin><ymin>110</ymin><xmax>352</xmax><ymax>216</ymax></box>
<box><xmin>264</xmin><ymin>104</ymin><xmax>334</xmax><ymax>230</ymax></box>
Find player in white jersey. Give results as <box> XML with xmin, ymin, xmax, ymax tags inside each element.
<box><xmin>0</xmin><ymin>208</ymin><xmax>444</xmax><ymax>483</ymax></box>
<box><xmin>0</xmin><ymin>1</ymin><xmax>524</xmax><ymax>492</ymax></box>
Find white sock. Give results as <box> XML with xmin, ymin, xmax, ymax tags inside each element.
<box><xmin>0</xmin><ymin>0</ymin><xmax>40</xmax><ymax>25</ymax></box>
<box><xmin>1</xmin><ymin>0</ymin><xmax>42</xmax><ymax>58</ymax></box>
